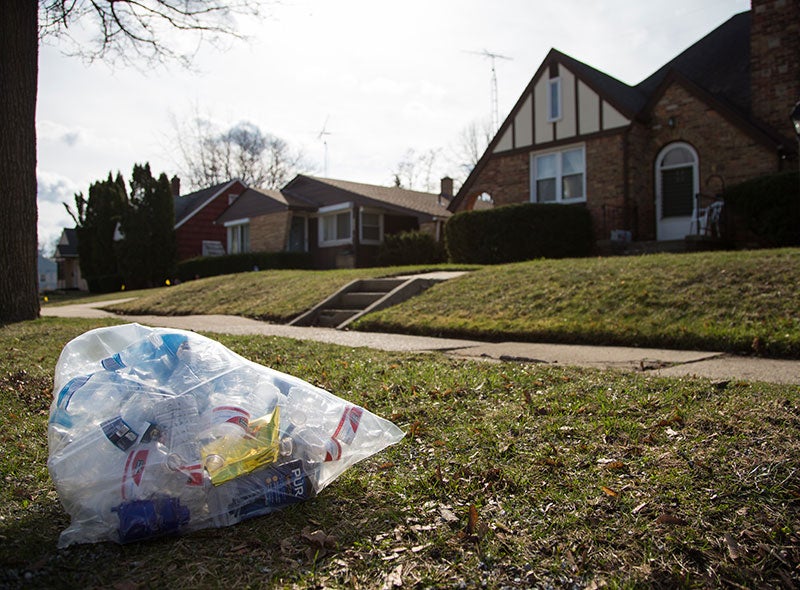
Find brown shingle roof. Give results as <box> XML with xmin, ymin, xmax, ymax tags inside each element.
<box><xmin>283</xmin><ymin>175</ymin><xmax>451</xmax><ymax>220</ymax></box>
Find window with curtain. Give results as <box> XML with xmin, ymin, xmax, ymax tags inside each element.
<box><xmin>531</xmin><ymin>146</ymin><xmax>585</xmax><ymax>203</ymax></box>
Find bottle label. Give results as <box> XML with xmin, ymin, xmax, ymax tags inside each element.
<box><xmin>101</xmin><ymin>416</ymin><xmax>139</xmax><ymax>451</ymax></box>
<box><xmin>324</xmin><ymin>437</ymin><xmax>342</xmax><ymax>461</ymax></box>
<box><xmin>56</xmin><ymin>375</ymin><xmax>90</xmax><ymax>410</ymax></box>
<box><xmin>211</xmin><ymin>405</ymin><xmax>249</xmax><ymax>430</ymax></box>
<box><xmin>101</xmin><ymin>353</ymin><xmax>125</xmax><ymax>371</ymax></box>
<box><xmin>333</xmin><ymin>405</ymin><xmax>363</xmax><ymax>445</ymax></box>
<box><xmin>226</xmin><ymin>460</ymin><xmax>315</xmax><ymax>523</ymax></box>
<box><xmin>121</xmin><ymin>448</ymin><xmax>150</xmax><ymax>499</ymax></box>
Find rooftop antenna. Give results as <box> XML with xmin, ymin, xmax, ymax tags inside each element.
<box><xmin>317</xmin><ymin>116</ymin><xmax>332</xmax><ymax>177</ymax></box>
<box><xmin>466</xmin><ymin>49</ymin><xmax>513</xmax><ymax>132</ymax></box>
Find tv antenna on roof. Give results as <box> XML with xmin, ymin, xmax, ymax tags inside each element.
<box><xmin>317</xmin><ymin>116</ymin><xmax>332</xmax><ymax>177</ymax></box>
<box><xmin>466</xmin><ymin>49</ymin><xmax>513</xmax><ymax>132</ymax></box>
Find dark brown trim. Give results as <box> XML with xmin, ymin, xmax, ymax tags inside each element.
<box><xmin>574</xmin><ymin>74</ymin><xmax>580</xmax><ymax>136</ymax></box>
<box><xmin>549</xmin><ymin>62</ymin><xmax>558</xmax><ymax>78</ymax></box>
<box><xmin>599</xmin><ymin>98</ymin><xmax>604</xmax><ymax>131</ymax></box>
<box><xmin>489</xmin><ymin>126</ymin><xmax>628</xmax><ymax>159</ymax></box>
<box><xmin>531</xmin><ymin>91</ymin><xmax>536</xmax><ymax>146</ymax></box>
<box><xmin>512</xmin><ymin>118</ymin><xmax>516</xmax><ymax>149</ymax></box>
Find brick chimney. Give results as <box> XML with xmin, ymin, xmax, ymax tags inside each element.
<box><xmin>439</xmin><ymin>176</ymin><xmax>453</xmax><ymax>200</ymax></box>
<box><xmin>170</xmin><ymin>175</ymin><xmax>181</xmax><ymax>197</ymax></box>
<box><xmin>750</xmin><ymin>0</ymin><xmax>800</xmax><ymax>138</ymax></box>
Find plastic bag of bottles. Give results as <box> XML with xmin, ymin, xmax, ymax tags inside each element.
<box><xmin>47</xmin><ymin>323</ymin><xmax>404</xmax><ymax>547</ymax></box>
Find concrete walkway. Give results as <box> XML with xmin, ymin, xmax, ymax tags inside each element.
<box><xmin>42</xmin><ymin>299</ymin><xmax>800</xmax><ymax>385</ymax></box>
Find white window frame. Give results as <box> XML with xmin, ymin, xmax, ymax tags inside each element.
<box><xmin>547</xmin><ymin>77</ymin><xmax>562</xmax><ymax>122</ymax></box>
<box><xmin>530</xmin><ymin>144</ymin><xmax>587</xmax><ymax>204</ymax></box>
<box><xmin>224</xmin><ymin>218</ymin><xmax>250</xmax><ymax>254</ymax></box>
<box><xmin>359</xmin><ymin>208</ymin><xmax>384</xmax><ymax>245</ymax></box>
<box><xmin>318</xmin><ymin>202</ymin><xmax>354</xmax><ymax>247</ymax></box>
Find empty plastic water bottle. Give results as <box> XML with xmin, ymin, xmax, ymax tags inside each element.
<box><xmin>100</xmin><ymin>332</ymin><xmax>188</xmax><ymax>384</ymax></box>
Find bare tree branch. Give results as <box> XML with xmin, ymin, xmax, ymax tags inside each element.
<box><xmin>39</xmin><ymin>0</ymin><xmax>264</xmax><ymax>67</ymax></box>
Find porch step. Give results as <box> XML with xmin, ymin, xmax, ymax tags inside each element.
<box><xmin>289</xmin><ymin>276</ymin><xmax>441</xmax><ymax>330</ymax></box>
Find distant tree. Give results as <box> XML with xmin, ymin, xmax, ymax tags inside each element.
<box><xmin>116</xmin><ymin>163</ymin><xmax>177</xmax><ymax>289</ymax></box>
<box><xmin>449</xmin><ymin>118</ymin><xmax>493</xmax><ymax>181</ymax></box>
<box><xmin>65</xmin><ymin>172</ymin><xmax>128</xmax><ymax>292</ymax></box>
<box><xmin>0</xmin><ymin>1</ymin><xmax>262</xmax><ymax>323</ymax></box>
<box><xmin>173</xmin><ymin>114</ymin><xmax>309</xmax><ymax>190</ymax></box>
<box><xmin>391</xmin><ymin>148</ymin><xmax>443</xmax><ymax>192</ymax></box>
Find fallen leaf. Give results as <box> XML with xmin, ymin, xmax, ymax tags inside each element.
<box><xmin>724</xmin><ymin>533</ymin><xmax>741</xmax><ymax>560</ymax></box>
<box><xmin>466</xmin><ymin>504</ymin><xmax>479</xmax><ymax>535</ymax></box>
<box><xmin>656</xmin><ymin>513</ymin><xmax>688</xmax><ymax>526</ymax></box>
<box><xmin>382</xmin><ymin>564</ymin><xmax>403</xmax><ymax>589</ymax></box>
<box><xmin>601</xmin><ymin>486</ymin><xmax>619</xmax><ymax>497</ymax></box>
<box><xmin>632</xmin><ymin>502</ymin><xmax>647</xmax><ymax>515</ymax></box>
<box><xmin>439</xmin><ymin>506</ymin><xmax>458</xmax><ymax>523</ymax></box>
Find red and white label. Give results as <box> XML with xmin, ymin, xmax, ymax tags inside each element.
<box><xmin>333</xmin><ymin>405</ymin><xmax>363</xmax><ymax>445</ymax></box>
<box><xmin>211</xmin><ymin>405</ymin><xmax>250</xmax><ymax>430</ymax></box>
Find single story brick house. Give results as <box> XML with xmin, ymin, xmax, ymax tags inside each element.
<box><xmin>448</xmin><ymin>0</ymin><xmax>799</xmax><ymax>245</ymax></box>
<box><xmin>215</xmin><ymin>175</ymin><xmax>452</xmax><ymax>268</ymax></box>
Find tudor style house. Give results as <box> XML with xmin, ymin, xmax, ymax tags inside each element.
<box><xmin>173</xmin><ymin>174</ymin><xmax>452</xmax><ymax>268</ymax></box>
<box><xmin>448</xmin><ymin>0</ymin><xmax>799</xmax><ymax>245</ymax></box>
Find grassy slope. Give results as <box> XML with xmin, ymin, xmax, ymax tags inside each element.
<box><xmin>356</xmin><ymin>249</ymin><xmax>800</xmax><ymax>357</ymax></box>
<box><xmin>101</xmin><ymin>265</ymin><xmax>473</xmax><ymax>322</ymax></box>
<box><xmin>1</xmin><ymin>318</ymin><xmax>798</xmax><ymax>588</ymax></box>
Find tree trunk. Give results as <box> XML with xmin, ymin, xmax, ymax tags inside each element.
<box><xmin>0</xmin><ymin>2</ymin><xmax>40</xmax><ymax>323</ymax></box>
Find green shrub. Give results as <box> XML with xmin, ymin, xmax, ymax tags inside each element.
<box><xmin>445</xmin><ymin>203</ymin><xmax>594</xmax><ymax>264</ymax></box>
<box><xmin>86</xmin><ymin>274</ymin><xmax>123</xmax><ymax>293</ymax></box>
<box><xmin>375</xmin><ymin>230</ymin><xmax>446</xmax><ymax>266</ymax></box>
<box><xmin>177</xmin><ymin>251</ymin><xmax>312</xmax><ymax>281</ymax></box>
<box><xmin>724</xmin><ymin>171</ymin><xmax>799</xmax><ymax>247</ymax></box>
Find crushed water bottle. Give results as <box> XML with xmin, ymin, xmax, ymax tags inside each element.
<box><xmin>47</xmin><ymin>323</ymin><xmax>404</xmax><ymax>547</ymax></box>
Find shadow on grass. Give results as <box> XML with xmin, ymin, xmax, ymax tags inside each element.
<box><xmin>0</xmin><ymin>481</ymin><xmax>400</xmax><ymax>589</ymax></box>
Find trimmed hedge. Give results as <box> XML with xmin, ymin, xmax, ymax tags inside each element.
<box><xmin>723</xmin><ymin>170</ymin><xmax>799</xmax><ymax>247</ymax></box>
<box><xmin>375</xmin><ymin>230</ymin><xmax>446</xmax><ymax>266</ymax></box>
<box><xmin>176</xmin><ymin>251</ymin><xmax>312</xmax><ymax>281</ymax></box>
<box><xmin>445</xmin><ymin>203</ymin><xmax>594</xmax><ymax>264</ymax></box>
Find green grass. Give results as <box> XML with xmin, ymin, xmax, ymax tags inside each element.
<box><xmin>1</xmin><ymin>318</ymin><xmax>799</xmax><ymax>588</ymax></box>
<box><xmin>356</xmin><ymin>248</ymin><xmax>800</xmax><ymax>358</ymax></box>
<box><xmin>103</xmin><ymin>264</ymin><xmax>475</xmax><ymax>322</ymax></box>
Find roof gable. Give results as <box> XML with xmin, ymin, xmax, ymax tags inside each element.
<box><xmin>215</xmin><ymin>187</ymin><xmax>288</xmax><ymax>224</ymax></box>
<box><xmin>174</xmin><ymin>179</ymin><xmax>244</xmax><ymax>228</ymax></box>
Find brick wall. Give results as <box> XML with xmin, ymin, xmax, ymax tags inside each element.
<box><xmin>250</xmin><ymin>211</ymin><xmax>290</xmax><ymax>252</ymax></box>
<box><xmin>750</xmin><ymin>0</ymin><xmax>800</xmax><ymax>137</ymax></box>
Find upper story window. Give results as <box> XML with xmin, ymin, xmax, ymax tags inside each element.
<box><xmin>319</xmin><ymin>203</ymin><xmax>353</xmax><ymax>247</ymax></box>
<box><xmin>531</xmin><ymin>145</ymin><xmax>586</xmax><ymax>203</ymax></box>
<box><xmin>547</xmin><ymin>77</ymin><xmax>562</xmax><ymax>121</ymax></box>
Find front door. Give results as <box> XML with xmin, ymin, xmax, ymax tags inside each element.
<box><xmin>288</xmin><ymin>215</ymin><xmax>307</xmax><ymax>252</ymax></box>
<box><xmin>655</xmin><ymin>143</ymin><xmax>698</xmax><ymax>241</ymax></box>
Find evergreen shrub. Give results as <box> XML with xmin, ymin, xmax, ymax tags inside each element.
<box><xmin>723</xmin><ymin>170</ymin><xmax>799</xmax><ymax>247</ymax></box>
<box><xmin>176</xmin><ymin>252</ymin><xmax>312</xmax><ymax>281</ymax></box>
<box><xmin>376</xmin><ymin>230</ymin><xmax>446</xmax><ymax>266</ymax></box>
<box><xmin>445</xmin><ymin>203</ymin><xmax>593</xmax><ymax>264</ymax></box>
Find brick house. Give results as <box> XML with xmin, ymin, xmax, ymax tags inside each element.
<box><xmin>173</xmin><ymin>178</ymin><xmax>248</xmax><ymax>260</ymax></box>
<box><xmin>448</xmin><ymin>0</ymin><xmax>799</xmax><ymax>245</ymax></box>
<box><xmin>216</xmin><ymin>175</ymin><xmax>452</xmax><ymax>268</ymax></box>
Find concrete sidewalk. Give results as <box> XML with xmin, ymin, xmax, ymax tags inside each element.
<box><xmin>42</xmin><ymin>299</ymin><xmax>800</xmax><ymax>385</ymax></box>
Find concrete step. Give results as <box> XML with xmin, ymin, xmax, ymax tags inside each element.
<box><xmin>339</xmin><ymin>292</ymin><xmax>385</xmax><ymax>309</ymax></box>
<box><xmin>356</xmin><ymin>278</ymin><xmax>405</xmax><ymax>293</ymax></box>
<box><xmin>317</xmin><ymin>309</ymin><xmax>359</xmax><ymax>328</ymax></box>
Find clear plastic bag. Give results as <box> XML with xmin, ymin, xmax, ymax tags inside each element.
<box><xmin>47</xmin><ymin>323</ymin><xmax>404</xmax><ymax>547</ymax></box>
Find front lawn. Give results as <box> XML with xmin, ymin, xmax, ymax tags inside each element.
<box><xmin>1</xmin><ymin>318</ymin><xmax>798</xmax><ymax>588</ymax></box>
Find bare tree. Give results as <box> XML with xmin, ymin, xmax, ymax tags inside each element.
<box><xmin>391</xmin><ymin>148</ymin><xmax>443</xmax><ymax>193</ymax></box>
<box><xmin>449</xmin><ymin>117</ymin><xmax>494</xmax><ymax>181</ymax></box>
<box><xmin>172</xmin><ymin>113</ymin><xmax>309</xmax><ymax>190</ymax></box>
<box><xmin>0</xmin><ymin>1</ymin><xmax>263</xmax><ymax>323</ymax></box>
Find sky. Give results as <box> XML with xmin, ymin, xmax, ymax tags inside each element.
<box><xmin>36</xmin><ymin>0</ymin><xmax>750</xmax><ymax>252</ymax></box>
